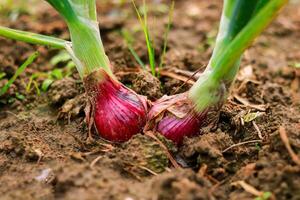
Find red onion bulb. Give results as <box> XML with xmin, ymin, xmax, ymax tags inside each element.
<box><xmin>146</xmin><ymin>93</ymin><xmax>207</xmax><ymax>144</ymax></box>
<box><xmin>84</xmin><ymin>69</ymin><xmax>148</xmax><ymax>142</ymax></box>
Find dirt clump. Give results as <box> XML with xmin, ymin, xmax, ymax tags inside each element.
<box><xmin>151</xmin><ymin>169</ymin><xmax>215</xmax><ymax>200</ymax></box>
<box><xmin>114</xmin><ymin>134</ymin><xmax>169</xmax><ymax>176</ymax></box>
<box><xmin>181</xmin><ymin>131</ymin><xmax>235</xmax><ymax>178</ymax></box>
<box><xmin>131</xmin><ymin>70</ymin><xmax>163</xmax><ymax>100</ymax></box>
<box><xmin>48</xmin><ymin>77</ymin><xmax>80</xmax><ymax>105</ymax></box>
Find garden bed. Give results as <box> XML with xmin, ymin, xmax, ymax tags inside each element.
<box><xmin>0</xmin><ymin>0</ymin><xmax>299</xmax><ymax>199</ymax></box>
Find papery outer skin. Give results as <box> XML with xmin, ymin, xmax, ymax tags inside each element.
<box><xmin>147</xmin><ymin>92</ymin><xmax>207</xmax><ymax>144</ymax></box>
<box><xmin>157</xmin><ymin>111</ymin><xmax>207</xmax><ymax>144</ymax></box>
<box><xmin>148</xmin><ymin>93</ymin><xmax>188</xmax><ymax>120</ymax></box>
<box><xmin>84</xmin><ymin>69</ymin><xmax>147</xmax><ymax>142</ymax></box>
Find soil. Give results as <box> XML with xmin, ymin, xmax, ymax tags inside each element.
<box><xmin>0</xmin><ymin>0</ymin><xmax>300</xmax><ymax>200</ymax></box>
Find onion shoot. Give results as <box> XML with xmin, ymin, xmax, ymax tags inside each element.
<box><xmin>147</xmin><ymin>0</ymin><xmax>288</xmax><ymax>144</ymax></box>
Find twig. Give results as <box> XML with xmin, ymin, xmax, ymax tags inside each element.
<box><xmin>126</xmin><ymin>170</ymin><xmax>142</xmax><ymax>181</ymax></box>
<box><xmin>165</xmin><ymin>66</ymin><xmax>206</xmax><ymax>94</ymax></box>
<box><xmin>145</xmin><ymin>131</ymin><xmax>180</xmax><ymax>169</ymax></box>
<box><xmin>121</xmin><ymin>161</ymin><xmax>157</xmax><ymax>178</ymax></box>
<box><xmin>232</xmin><ymin>181</ymin><xmax>275</xmax><ymax>200</ymax></box>
<box><xmin>172</xmin><ymin>68</ymin><xmax>202</xmax><ymax>94</ymax></box>
<box><xmin>67</xmin><ymin>132</ymin><xmax>87</xmax><ymax>150</ymax></box>
<box><xmin>4</xmin><ymin>111</ymin><xmax>20</xmax><ymax>119</ymax></box>
<box><xmin>90</xmin><ymin>155</ymin><xmax>102</xmax><ymax>169</ymax></box>
<box><xmin>198</xmin><ymin>164</ymin><xmax>208</xmax><ymax>176</ymax></box>
<box><xmin>83</xmin><ymin>149</ymin><xmax>102</xmax><ymax>156</ymax></box>
<box><xmin>209</xmin><ymin>178</ymin><xmax>229</xmax><ymax>195</ymax></box>
<box><xmin>222</xmin><ymin>140</ymin><xmax>262</xmax><ymax>153</ymax></box>
<box><xmin>36</xmin><ymin>149</ymin><xmax>43</xmax><ymax>164</ymax></box>
<box><xmin>198</xmin><ymin>164</ymin><xmax>219</xmax><ymax>184</ymax></box>
<box><xmin>173</xmin><ymin>68</ymin><xmax>202</xmax><ymax>80</ymax></box>
<box><xmin>160</xmin><ymin>70</ymin><xmax>195</xmax><ymax>85</ymax></box>
<box><xmin>252</xmin><ymin>121</ymin><xmax>263</xmax><ymax>140</ymax></box>
<box><xmin>231</xmin><ymin>180</ymin><xmax>263</xmax><ymax>197</ymax></box>
<box><xmin>233</xmin><ymin>94</ymin><xmax>267</xmax><ymax>111</ymax></box>
<box><xmin>137</xmin><ymin>166</ymin><xmax>158</xmax><ymax>176</ymax></box>
<box><xmin>279</xmin><ymin>126</ymin><xmax>300</xmax><ymax>167</ymax></box>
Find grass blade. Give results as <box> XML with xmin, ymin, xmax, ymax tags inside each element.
<box><xmin>0</xmin><ymin>52</ymin><xmax>39</xmax><ymax>96</ymax></box>
<box><xmin>159</xmin><ymin>1</ymin><xmax>175</xmax><ymax>72</ymax></box>
<box><xmin>0</xmin><ymin>72</ymin><xmax>6</xmax><ymax>79</ymax></box>
<box><xmin>132</xmin><ymin>0</ymin><xmax>156</xmax><ymax>76</ymax></box>
<box><xmin>128</xmin><ymin>45</ymin><xmax>146</xmax><ymax>69</ymax></box>
<box><xmin>121</xmin><ymin>29</ymin><xmax>146</xmax><ymax>69</ymax></box>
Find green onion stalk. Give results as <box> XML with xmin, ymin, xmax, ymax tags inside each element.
<box><xmin>147</xmin><ymin>0</ymin><xmax>288</xmax><ymax>144</ymax></box>
<box><xmin>0</xmin><ymin>0</ymin><xmax>148</xmax><ymax>142</ymax></box>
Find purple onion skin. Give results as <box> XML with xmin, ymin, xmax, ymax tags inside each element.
<box><xmin>157</xmin><ymin>112</ymin><xmax>207</xmax><ymax>144</ymax></box>
<box><xmin>84</xmin><ymin>69</ymin><xmax>147</xmax><ymax>142</ymax></box>
<box><xmin>147</xmin><ymin>93</ymin><xmax>207</xmax><ymax>145</ymax></box>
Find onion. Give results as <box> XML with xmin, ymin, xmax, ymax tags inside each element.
<box><xmin>146</xmin><ymin>0</ymin><xmax>288</xmax><ymax>145</ymax></box>
<box><xmin>146</xmin><ymin>93</ymin><xmax>207</xmax><ymax>144</ymax></box>
<box><xmin>0</xmin><ymin>0</ymin><xmax>287</xmax><ymax>144</ymax></box>
<box><xmin>84</xmin><ymin>69</ymin><xmax>148</xmax><ymax>142</ymax></box>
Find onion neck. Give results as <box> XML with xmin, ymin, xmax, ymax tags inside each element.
<box><xmin>208</xmin><ymin>0</ymin><xmax>261</xmax><ymax>82</ymax></box>
<box><xmin>83</xmin><ymin>69</ymin><xmax>120</xmax><ymax>97</ymax></box>
<box><xmin>189</xmin><ymin>0</ymin><xmax>288</xmax><ymax>113</ymax></box>
<box><xmin>210</xmin><ymin>0</ymin><xmax>287</xmax><ymax>82</ymax></box>
<box><xmin>46</xmin><ymin>0</ymin><xmax>113</xmax><ymax>79</ymax></box>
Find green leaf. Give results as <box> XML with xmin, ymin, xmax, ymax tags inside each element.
<box><xmin>15</xmin><ymin>92</ymin><xmax>25</xmax><ymax>100</ymax></box>
<box><xmin>0</xmin><ymin>51</ymin><xmax>39</xmax><ymax>96</ymax></box>
<box><xmin>262</xmin><ymin>192</ymin><xmax>272</xmax><ymax>199</ymax></box>
<box><xmin>254</xmin><ymin>191</ymin><xmax>272</xmax><ymax>200</ymax></box>
<box><xmin>66</xmin><ymin>61</ymin><xmax>76</xmax><ymax>69</ymax></box>
<box><xmin>46</xmin><ymin>0</ymin><xmax>112</xmax><ymax>78</ymax></box>
<box><xmin>293</xmin><ymin>62</ymin><xmax>300</xmax><ymax>68</ymax></box>
<box><xmin>0</xmin><ymin>72</ymin><xmax>6</xmax><ymax>79</ymax></box>
<box><xmin>50</xmin><ymin>51</ymin><xmax>72</xmax><ymax>66</ymax></box>
<box><xmin>41</xmin><ymin>79</ymin><xmax>54</xmax><ymax>92</ymax></box>
<box><xmin>211</xmin><ymin>0</ymin><xmax>288</xmax><ymax>82</ymax></box>
<box><xmin>8</xmin><ymin>97</ymin><xmax>15</xmax><ymax>104</ymax></box>
<box><xmin>243</xmin><ymin>112</ymin><xmax>263</xmax><ymax>123</ymax></box>
<box><xmin>0</xmin><ymin>26</ymin><xmax>67</xmax><ymax>49</ymax></box>
<box><xmin>50</xmin><ymin>69</ymin><xmax>63</xmax><ymax>80</ymax></box>
<box><xmin>65</xmin><ymin>61</ymin><xmax>76</xmax><ymax>76</ymax></box>
<box><xmin>209</xmin><ymin>0</ymin><xmax>261</xmax><ymax>83</ymax></box>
